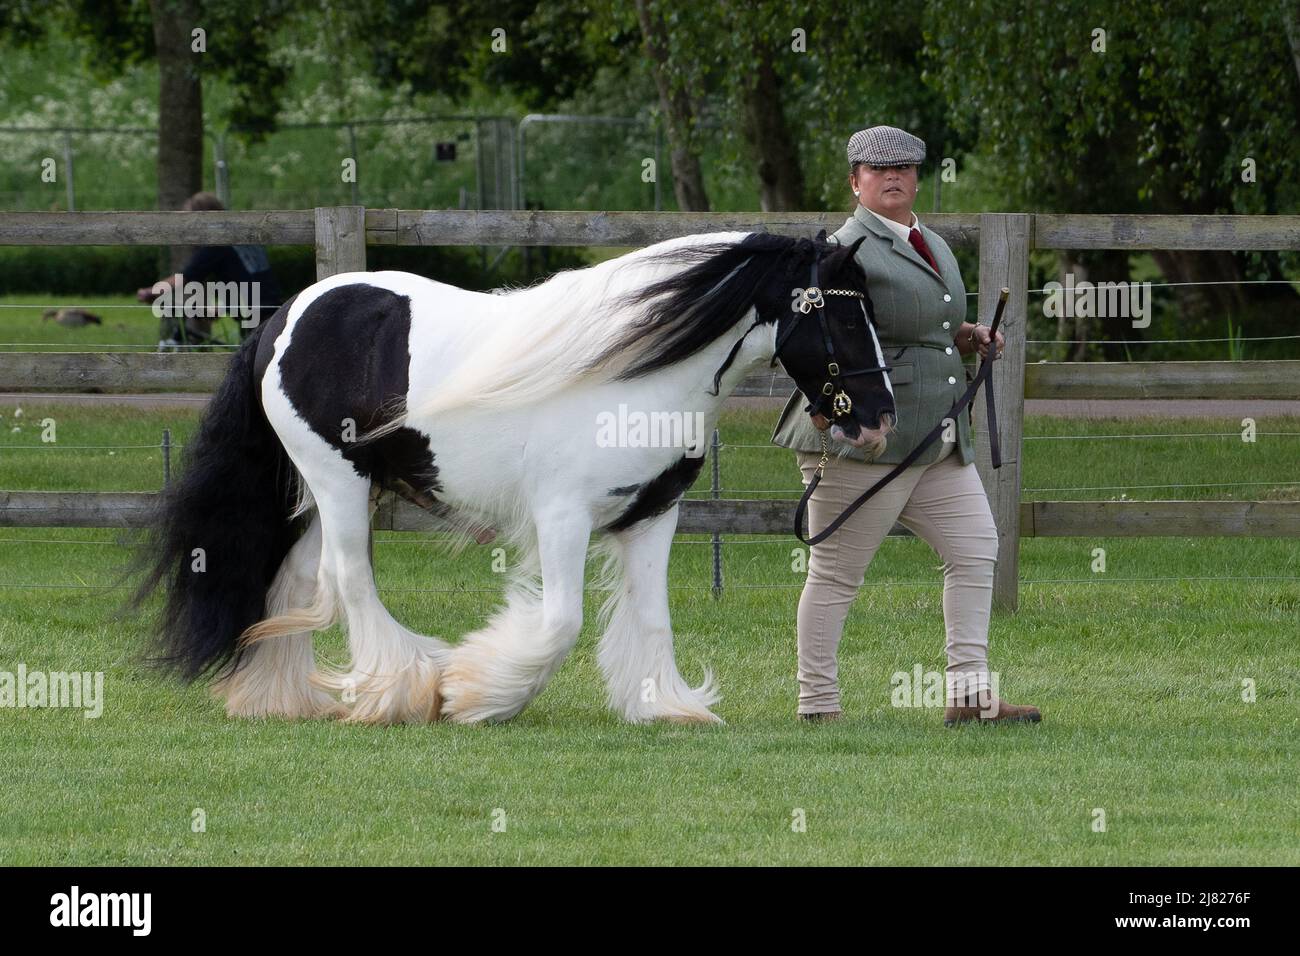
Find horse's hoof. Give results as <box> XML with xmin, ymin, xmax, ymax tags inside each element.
<box><xmin>649</xmin><ymin>708</ymin><xmax>723</xmax><ymax>725</ymax></box>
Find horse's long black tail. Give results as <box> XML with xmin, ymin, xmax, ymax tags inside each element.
<box><xmin>129</xmin><ymin>314</ymin><xmax>304</xmax><ymax>681</ymax></box>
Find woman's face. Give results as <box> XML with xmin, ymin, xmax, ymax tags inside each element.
<box><xmin>850</xmin><ymin>163</ymin><xmax>918</xmax><ymax>221</ymax></box>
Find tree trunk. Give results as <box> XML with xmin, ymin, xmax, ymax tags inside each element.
<box><xmin>1150</xmin><ymin>249</ymin><xmax>1300</xmax><ymax>357</ymax></box>
<box><xmin>1150</xmin><ymin>250</ymin><xmax>1248</xmax><ymax>325</ymax></box>
<box><xmin>1284</xmin><ymin>0</ymin><xmax>1300</xmax><ymax>90</ymax></box>
<box><xmin>633</xmin><ymin>0</ymin><xmax>710</xmax><ymax>212</ymax></box>
<box><xmin>1051</xmin><ymin>251</ymin><xmax>1134</xmax><ymax>360</ymax></box>
<box><xmin>151</xmin><ymin>0</ymin><xmax>204</xmax><ymax>271</ymax></box>
<box><xmin>1055</xmin><ymin>252</ymin><xmax>1089</xmax><ymax>361</ymax></box>
<box><xmin>1087</xmin><ymin>250</ymin><xmax>1134</xmax><ymax>361</ymax></box>
<box><xmin>740</xmin><ymin>44</ymin><xmax>805</xmax><ymax>211</ymax></box>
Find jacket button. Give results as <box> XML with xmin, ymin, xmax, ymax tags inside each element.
<box><xmin>948</xmin><ymin>376</ymin><xmax>957</xmax><ymax>384</ymax></box>
<box><xmin>943</xmin><ymin>294</ymin><xmax>952</xmax><ymax>302</ymax></box>
<box><xmin>942</xmin><ymin>321</ymin><xmax>950</xmax><ymax>329</ymax></box>
<box><xmin>945</xmin><ymin>346</ymin><xmax>953</xmax><ymax>354</ymax></box>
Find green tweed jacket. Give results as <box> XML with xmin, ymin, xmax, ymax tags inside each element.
<box><xmin>770</xmin><ymin>204</ymin><xmax>975</xmax><ymax>466</ymax></box>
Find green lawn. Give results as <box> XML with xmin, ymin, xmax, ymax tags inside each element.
<box><xmin>0</xmin><ymin>294</ymin><xmax>247</xmax><ymax>351</ymax></box>
<box><xmin>0</xmin><ymin>403</ymin><xmax>1297</xmax><ymax>865</ymax></box>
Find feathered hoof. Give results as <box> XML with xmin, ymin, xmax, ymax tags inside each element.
<box><xmin>438</xmin><ymin>649</ymin><xmax>531</xmax><ymax>724</ymax></box>
<box><xmin>213</xmin><ymin>670</ymin><xmax>349</xmax><ymax>721</ymax></box>
<box><xmin>626</xmin><ymin>701</ymin><xmax>724</xmax><ymax>725</ymax></box>
<box><xmin>219</xmin><ymin>688</ymin><xmax>349</xmax><ymax>721</ymax></box>
<box><xmin>653</xmin><ymin>708</ymin><xmax>724</xmax><ymax>725</ymax></box>
<box><xmin>312</xmin><ymin>660</ymin><xmax>444</xmax><ymax>725</ymax></box>
<box><xmin>622</xmin><ymin>672</ymin><xmax>723</xmax><ymax>725</ymax></box>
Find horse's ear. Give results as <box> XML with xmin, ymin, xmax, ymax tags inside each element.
<box><xmin>814</xmin><ymin>228</ymin><xmax>829</xmax><ymax>245</ymax></box>
<box><xmin>829</xmin><ymin>234</ymin><xmax>868</xmax><ymax>281</ymax></box>
<box><xmin>830</xmin><ymin>234</ymin><xmax>864</xmax><ymax>264</ymax></box>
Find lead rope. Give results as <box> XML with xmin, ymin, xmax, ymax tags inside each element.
<box><xmin>793</xmin><ymin>288</ymin><xmax>1009</xmax><ymax>547</ymax></box>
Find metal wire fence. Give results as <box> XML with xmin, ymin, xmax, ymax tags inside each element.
<box><xmin>1</xmin><ymin>421</ymin><xmax>1297</xmax><ymax>594</ymax></box>
<box><xmin>3</xmin><ymin>275</ymin><xmax>1297</xmax><ymax>362</ymax></box>
<box><xmin>1</xmin><ymin>256</ymin><xmax>1297</xmax><ymax>596</ymax></box>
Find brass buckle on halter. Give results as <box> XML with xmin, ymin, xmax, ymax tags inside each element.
<box><xmin>792</xmin><ymin>286</ymin><xmax>825</xmax><ymax>315</ymax></box>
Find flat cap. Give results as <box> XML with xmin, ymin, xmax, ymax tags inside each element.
<box><xmin>846</xmin><ymin>126</ymin><xmax>926</xmax><ymax>168</ymax></box>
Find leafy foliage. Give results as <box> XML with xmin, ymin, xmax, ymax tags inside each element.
<box><xmin>923</xmin><ymin>0</ymin><xmax>1300</xmax><ymax>214</ymax></box>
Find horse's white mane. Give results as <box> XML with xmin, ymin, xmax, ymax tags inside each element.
<box><xmin>399</xmin><ymin>230</ymin><xmax>753</xmax><ymax>425</ymax></box>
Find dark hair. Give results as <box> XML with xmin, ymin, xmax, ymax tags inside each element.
<box><xmin>183</xmin><ymin>191</ymin><xmax>225</xmax><ymax>211</ymax></box>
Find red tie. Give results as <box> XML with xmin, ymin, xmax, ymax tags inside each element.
<box><xmin>908</xmin><ymin>227</ymin><xmax>940</xmax><ymax>275</ymax></box>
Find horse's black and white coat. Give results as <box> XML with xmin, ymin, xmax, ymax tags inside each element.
<box><xmin>135</xmin><ymin>231</ymin><xmax>895</xmax><ymax>724</ymax></box>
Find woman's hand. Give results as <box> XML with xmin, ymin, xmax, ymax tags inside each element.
<box><xmin>972</xmin><ymin>324</ymin><xmax>1005</xmax><ymax>360</ymax></box>
<box><xmin>809</xmin><ymin>411</ymin><xmax>831</xmax><ymax>431</ymax></box>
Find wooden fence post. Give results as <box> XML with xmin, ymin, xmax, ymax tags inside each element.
<box><xmin>973</xmin><ymin>213</ymin><xmax>1031</xmax><ymax>611</ymax></box>
<box><xmin>314</xmin><ymin>206</ymin><xmax>367</xmax><ymax>279</ymax></box>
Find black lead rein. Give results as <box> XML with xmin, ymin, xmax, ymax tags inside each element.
<box><xmin>792</xmin><ymin>287</ymin><xmax>1009</xmax><ymax>547</ymax></box>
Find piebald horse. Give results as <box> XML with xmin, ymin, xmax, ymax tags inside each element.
<box><xmin>134</xmin><ymin>231</ymin><xmax>896</xmax><ymax>724</ymax></box>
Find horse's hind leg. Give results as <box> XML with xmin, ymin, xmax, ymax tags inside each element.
<box><xmin>298</xmin><ymin>465</ymin><xmax>449</xmax><ymax>724</ymax></box>
<box><xmin>597</xmin><ymin>506</ymin><xmax>721</xmax><ymax>724</ymax></box>
<box><xmin>212</xmin><ymin>514</ymin><xmax>345</xmax><ymax>719</ymax></box>
<box><xmin>440</xmin><ymin>505</ymin><xmax>591</xmax><ymax>723</ymax></box>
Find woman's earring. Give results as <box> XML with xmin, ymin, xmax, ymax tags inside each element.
<box><xmin>853</xmin><ymin>190</ymin><xmax>860</xmax><ymax>196</ymax></box>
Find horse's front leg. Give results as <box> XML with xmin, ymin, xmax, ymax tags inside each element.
<box><xmin>598</xmin><ymin>504</ymin><xmax>722</xmax><ymax>724</ymax></box>
<box><xmin>440</xmin><ymin>503</ymin><xmax>591</xmax><ymax>723</ymax></box>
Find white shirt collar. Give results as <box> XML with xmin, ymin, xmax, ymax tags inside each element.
<box><xmin>865</xmin><ymin>206</ymin><xmax>918</xmax><ymax>242</ymax></box>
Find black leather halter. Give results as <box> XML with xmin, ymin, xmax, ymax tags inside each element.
<box><xmin>791</xmin><ymin>288</ymin><xmax>1009</xmax><ymax>547</ymax></box>
<box><xmin>771</xmin><ymin>257</ymin><xmax>892</xmax><ymax>421</ymax></box>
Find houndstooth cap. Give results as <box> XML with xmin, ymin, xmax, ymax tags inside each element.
<box><xmin>847</xmin><ymin>126</ymin><xmax>926</xmax><ymax>168</ymax></box>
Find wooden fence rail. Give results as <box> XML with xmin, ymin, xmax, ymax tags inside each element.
<box><xmin>4</xmin><ymin>209</ymin><xmax>1297</xmax><ymax>250</ymax></box>
<box><xmin>5</xmin><ymin>351</ymin><xmax>1294</xmax><ymax>400</ymax></box>
<box><xmin>4</xmin><ymin>491</ymin><xmax>1298</xmax><ymax>539</ymax></box>
<box><xmin>3</xmin><ymin>208</ymin><xmax>1300</xmax><ymax>610</ymax></box>
<box><xmin>6</xmin><ymin>351</ymin><xmax>1299</xmax><ymax>400</ymax></box>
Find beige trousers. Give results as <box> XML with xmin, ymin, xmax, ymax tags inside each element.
<box><xmin>794</xmin><ymin>439</ymin><xmax>1000</xmax><ymax>714</ymax></box>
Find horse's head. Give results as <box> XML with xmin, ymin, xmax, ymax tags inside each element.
<box><xmin>771</xmin><ymin>234</ymin><xmax>896</xmax><ymax>454</ymax></box>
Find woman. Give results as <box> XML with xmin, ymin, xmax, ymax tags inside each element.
<box><xmin>770</xmin><ymin>126</ymin><xmax>1041</xmax><ymax>726</ymax></box>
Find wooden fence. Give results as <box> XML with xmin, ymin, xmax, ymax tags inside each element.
<box><xmin>2</xmin><ymin>208</ymin><xmax>1299</xmax><ymax>609</ymax></box>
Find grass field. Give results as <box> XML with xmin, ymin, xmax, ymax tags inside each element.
<box><xmin>0</xmin><ymin>294</ymin><xmax>247</xmax><ymax>352</ymax></box>
<box><xmin>1</xmin><ymin>399</ymin><xmax>1297</xmax><ymax>865</ymax></box>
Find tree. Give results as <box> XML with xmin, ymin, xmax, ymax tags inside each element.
<box><xmin>925</xmin><ymin>0</ymin><xmax>1300</xmax><ymax>357</ymax></box>
<box><xmin>634</xmin><ymin>0</ymin><xmax>710</xmax><ymax>210</ymax></box>
<box><xmin>624</xmin><ymin>1</ymin><xmax>965</xmax><ymax>213</ymax></box>
<box><xmin>1</xmin><ymin>0</ymin><xmax>293</xmax><ymax>269</ymax></box>
<box><xmin>342</xmin><ymin>1</ymin><xmax>622</xmax><ymax>114</ymax></box>
<box><xmin>339</xmin><ymin>0</ymin><xmax>965</xmax><ymax>216</ymax></box>
<box><xmin>729</xmin><ymin>9</ymin><xmax>806</xmax><ymax>211</ymax></box>
<box><xmin>149</xmin><ymin>0</ymin><xmax>203</xmax><ymax>224</ymax></box>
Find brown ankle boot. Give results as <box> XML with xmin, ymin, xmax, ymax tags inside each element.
<box><xmin>943</xmin><ymin>689</ymin><xmax>1041</xmax><ymax>727</ymax></box>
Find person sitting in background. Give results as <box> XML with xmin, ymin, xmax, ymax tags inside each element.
<box><xmin>137</xmin><ymin>192</ymin><xmax>284</xmax><ymax>348</ymax></box>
